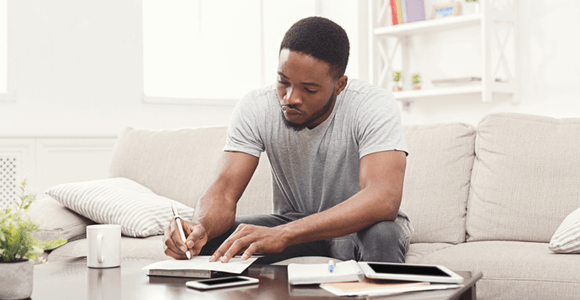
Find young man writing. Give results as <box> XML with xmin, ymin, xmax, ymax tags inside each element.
<box><xmin>163</xmin><ymin>16</ymin><xmax>413</xmax><ymax>264</ymax></box>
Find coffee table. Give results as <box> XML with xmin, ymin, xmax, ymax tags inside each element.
<box><xmin>32</xmin><ymin>258</ymin><xmax>482</xmax><ymax>300</ymax></box>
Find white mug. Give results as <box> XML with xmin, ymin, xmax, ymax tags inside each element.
<box><xmin>87</xmin><ymin>224</ymin><xmax>121</xmax><ymax>268</ymax></box>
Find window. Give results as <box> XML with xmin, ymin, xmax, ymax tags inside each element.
<box><xmin>143</xmin><ymin>1</ymin><xmax>362</xmax><ymax>105</ymax></box>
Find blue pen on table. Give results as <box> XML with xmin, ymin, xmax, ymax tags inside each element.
<box><xmin>328</xmin><ymin>260</ymin><xmax>336</xmax><ymax>273</ymax></box>
<box><xmin>171</xmin><ymin>201</ymin><xmax>191</xmax><ymax>259</ymax></box>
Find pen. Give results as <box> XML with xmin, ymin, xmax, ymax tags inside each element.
<box><xmin>328</xmin><ymin>260</ymin><xmax>336</xmax><ymax>273</ymax></box>
<box><xmin>171</xmin><ymin>201</ymin><xmax>191</xmax><ymax>259</ymax></box>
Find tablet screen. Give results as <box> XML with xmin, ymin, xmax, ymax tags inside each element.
<box><xmin>367</xmin><ymin>263</ymin><xmax>451</xmax><ymax>277</ymax></box>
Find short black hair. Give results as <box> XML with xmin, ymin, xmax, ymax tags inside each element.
<box><xmin>280</xmin><ymin>16</ymin><xmax>349</xmax><ymax>80</ymax></box>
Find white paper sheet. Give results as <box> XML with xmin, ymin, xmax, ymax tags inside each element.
<box><xmin>142</xmin><ymin>256</ymin><xmax>259</xmax><ymax>274</ymax></box>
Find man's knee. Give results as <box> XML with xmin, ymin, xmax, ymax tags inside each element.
<box><xmin>356</xmin><ymin>220</ymin><xmax>409</xmax><ymax>263</ymax></box>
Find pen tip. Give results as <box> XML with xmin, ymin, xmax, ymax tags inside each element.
<box><xmin>186</xmin><ymin>251</ymin><xmax>191</xmax><ymax>259</ymax></box>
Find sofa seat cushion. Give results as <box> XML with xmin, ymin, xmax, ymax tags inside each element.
<box><xmin>401</xmin><ymin>123</ymin><xmax>476</xmax><ymax>244</ymax></box>
<box><xmin>404</xmin><ymin>243</ymin><xmax>455</xmax><ymax>264</ymax></box>
<box><xmin>48</xmin><ymin>236</ymin><xmax>169</xmax><ymax>262</ymax></box>
<box><xmin>468</xmin><ymin>113</ymin><xmax>580</xmax><ymax>242</ymax></box>
<box><xmin>419</xmin><ymin>241</ymin><xmax>580</xmax><ymax>300</ymax></box>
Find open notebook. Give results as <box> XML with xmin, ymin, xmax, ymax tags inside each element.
<box><xmin>287</xmin><ymin>260</ymin><xmax>364</xmax><ymax>285</ymax></box>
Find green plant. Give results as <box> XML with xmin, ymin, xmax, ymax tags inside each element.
<box><xmin>0</xmin><ymin>180</ymin><xmax>67</xmax><ymax>262</ymax></box>
<box><xmin>412</xmin><ymin>73</ymin><xmax>421</xmax><ymax>85</ymax></box>
<box><xmin>393</xmin><ymin>71</ymin><xmax>401</xmax><ymax>82</ymax></box>
<box><xmin>466</xmin><ymin>0</ymin><xmax>478</xmax><ymax>2</ymax></box>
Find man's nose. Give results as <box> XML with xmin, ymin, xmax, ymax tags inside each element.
<box><xmin>284</xmin><ymin>87</ymin><xmax>302</xmax><ymax>106</ymax></box>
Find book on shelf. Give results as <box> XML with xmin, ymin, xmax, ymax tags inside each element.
<box><xmin>395</xmin><ymin>0</ymin><xmax>404</xmax><ymax>25</ymax></box>
<box><xmin>390</xmin><ymin>0</ymin><xmax>399</xmax><ymax>25</ymax></box>
<box><xmin>320</xmin><ymin>278</ymin><xmax>461</xmax><ymax>297</ymax></box>
<box><xmin>287</xmin><ymin>260</ymin><xmax>365</xmax><ymax>285</ymax></box>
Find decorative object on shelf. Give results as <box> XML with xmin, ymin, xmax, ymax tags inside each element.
<box><xmin>412</xmin><ymin>73</ymin><xmax>422</xmax><ymax>90</ymax></box>
<box><xmin>405</xmin><ymin>0</ymin><xmax>426</xmax><ymax>23</ymax></box>
<box><xmin>462</xmin><ymin>0</ymin><xmax>480</xmax><ymax>15</ymax></box>
<box><xmin>392</xmin><ymin>71</ymin><xmax>403</xmax><ymax>92</ymax></box>
<box><xmin>0</xmin><ymin>179</ymin><xmax>67</xmax><ymax>300</ymax></box>
<box><xmin>432</xmin><ymin>77</ymin><xmax>505</xmax><ymax>87</ymax></box>
<box><xmin>432</xmin><ymin>2</ymin><xmax>460</xmax><ymax>19</ymax></box>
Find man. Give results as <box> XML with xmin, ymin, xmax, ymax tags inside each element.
<box><xmin>163</xmin><ymin>16</ymin><xmax>413</xmax><ymax>264</ymax></box>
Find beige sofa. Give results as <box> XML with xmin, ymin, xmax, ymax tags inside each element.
<box><xmin>32</xmin><ymin>112</ymin><xmax>580</xmax><ymax>299</ymax></box>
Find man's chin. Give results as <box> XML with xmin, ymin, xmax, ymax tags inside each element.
<box><xmin>282</xmin><ymin>117</ymin><xmax>307</xmax><ymax>132</ymax></box>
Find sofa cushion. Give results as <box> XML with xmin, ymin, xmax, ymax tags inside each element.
<box><xmin>549</xmin><ymin>206</ymin><xmax>580</xmax><ymax>253</ymax></box>
<box><xmin>29</xmin><ymin>197</ymin><xmax>95</xmax><ymax>246</ymax></box>
<box><xmin>401</xmin><ymin>123</ymin><xmax>476</xmax><ymax>244</ymax></box>
<box><xmin>419</xmin><ymin>241</ymin><xmax>580</xmax><ymax>300</ymax></box>
<box><xmin>45</xmin><ymin>177</ymin><xmax>194</xmax><ymax>237</ymax></box>
<box><xmin>467</xmin><ymin>113</ymin><xmax>580</xmax><ymax>242</ymax></box>
<box><xmin>109</xmin><ymin>127</ymin><xmax>273</xmax><ymax>216</ymax></box>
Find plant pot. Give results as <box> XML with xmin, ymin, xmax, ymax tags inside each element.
<box><xmin>413</xmin><ymin>85</ymin><xmax>422</xmax><ymax>90</ymax></box>
<box><xmin>0</xmin><ymin>259</ymin><xmax>34</xmax><ymax>300</ymax></box>
<box><xmin>393</xmin><ymin>86</ymin><xmax>403</xmax><ymax>92</ymax></box>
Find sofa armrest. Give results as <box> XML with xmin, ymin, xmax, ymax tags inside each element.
<box><xmin>28</xmin><ymin>197</ymin><xmax>95</xmax><ymax>249</ymax></box>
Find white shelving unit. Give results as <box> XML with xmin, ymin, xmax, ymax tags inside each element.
<box><xmin>368</xmin><ymin>0</ymin><xmax>520</xmax><ymax>103</ymax></box>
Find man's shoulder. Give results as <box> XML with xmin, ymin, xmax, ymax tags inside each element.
<box><xmin>340</xmin><ymin>79</ymin><xmax>396</xmax><ymax>110</ymax></box>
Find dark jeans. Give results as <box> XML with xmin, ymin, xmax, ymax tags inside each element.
<box><xmin>199</xmin><ymin>212</ymin><xmax>412</xmax><ymax>264</ymax></box>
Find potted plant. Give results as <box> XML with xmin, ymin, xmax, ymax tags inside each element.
<box><xmin>412</xmin><ymin>73</ymin><xmax>421</xmax><ymax>90</ymax></box>
<box><xmin>392</xmin><ymin>71</ymin><xmax>403</xmax><ymax>92</ymax></box>
<box><xmin>0</xmin><ymin>180</ymin><xmax>67</xmax><ymax>300</ymax></box>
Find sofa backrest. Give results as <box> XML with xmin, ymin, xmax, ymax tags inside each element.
<box><xmin>467</xmin><ymin>113</ymin><xmax>580</xmax><ymax>242</ymax></box>
<box><xmin>401</xmin><ymin>123</ymin><xmax>476</xmax><ymax>244</ymax></box>
<box><xmin>109</xmin><ymin>127</ymin><xmax>273</xmax><ymax>217</ymax></box>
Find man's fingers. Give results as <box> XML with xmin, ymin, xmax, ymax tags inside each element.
<box><xmin>169</xmin><ymin>219</ymin><xmax>188</xmax><ymax>254</ymax></box>
<box><xmin>242</xmin><ymin>243</ymin><xmax>259</xmax><ymax>260</ymax></box>
<box><xmin>164</xmin><ymin>220</ymin><xmax>184</xmax><ymax>255</ymax></box>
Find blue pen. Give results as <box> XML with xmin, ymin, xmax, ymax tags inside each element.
<box><xmin>328</xmin><ymin>260</ymin><xmax>336</xmax><ymax>273</ymax></box>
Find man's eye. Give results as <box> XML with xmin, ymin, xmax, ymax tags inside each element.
<box><xmin>305</xmin><ymin>88</ymin><xmax>317</xmax><ymax>94</ymax></box>
<box><xmin>278</xmin><ymin>80</ymin><xmax>289</xmax><ymax>85</ymax></box>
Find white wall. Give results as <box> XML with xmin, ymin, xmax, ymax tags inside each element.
<box><xmin>1</xmin><ymin>0</ymin><xmax>234</xmax><ymax>137</ymax></box>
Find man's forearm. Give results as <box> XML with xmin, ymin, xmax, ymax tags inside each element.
<box><xmin>193</xmin><ymin>186</ymin><xmax>237</xmax><ymax>240</ymax></box>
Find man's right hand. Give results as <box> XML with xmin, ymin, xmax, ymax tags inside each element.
<box><xmin>163</xmin><ymin>218</ymin><xmax>208</xmax><ymax>259</ymax></box>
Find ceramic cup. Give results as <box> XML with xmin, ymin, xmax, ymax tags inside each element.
<box><xmin>87</xmin><ymin>224</ymin><xmax>121</xmax><ymax>268</ymax></box>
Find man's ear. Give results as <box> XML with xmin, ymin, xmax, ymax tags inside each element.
<box><xmin>335</xmin><ymin>76</ymin><xmax>348</xmax><ymax>96</ymax></box>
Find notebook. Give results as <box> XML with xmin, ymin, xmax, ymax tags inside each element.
<box><xmin>287</xmin><ymin>260</ymin><xmax>365</xmax><ymax>285</ymax></box>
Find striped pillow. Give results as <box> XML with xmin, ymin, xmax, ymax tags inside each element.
<box><xmin>549</xmin><ymin>207</ymin><xmax>580</xmax><ymax>254</ymax></box>
<box><xmin>45</xmin><ymin>178</ymin><xmax>194</xmax><ymax>237</ymax></box>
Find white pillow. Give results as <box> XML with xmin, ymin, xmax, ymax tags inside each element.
<box><xmin>549</xmin><ymin>207</ymin><xmax>580</xmax><ymax>254</ymax></box>
<box><xmin>45</xmin><ymin>178</ymin><xmax>195</xmax><ymax>237</ymax></box>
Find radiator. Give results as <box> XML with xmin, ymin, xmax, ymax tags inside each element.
<box><xmin>0</xmin><ymin>156</ymin><xmax>18</xmax><ymax>210</ymax></box>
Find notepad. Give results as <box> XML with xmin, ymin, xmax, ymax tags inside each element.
<box><xmin>321</xmin><ymin>279</ymin><xmax>461</xmax><ymax>297</ymax></box>
<box><xmin>287</xmin><ymin>260</ymin><xmax>365</xmax><ymax>285</ymax></box>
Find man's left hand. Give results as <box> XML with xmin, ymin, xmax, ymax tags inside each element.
<box><xmin>208</xmin><ymin>224</ymin><xmax>288</xmax><ymax>263</ymax></box>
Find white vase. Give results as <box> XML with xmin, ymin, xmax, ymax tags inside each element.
<box><xmin>0</xmin><ymin>259</ymin><xmax>34</xmax><ymax>300</ymax></box>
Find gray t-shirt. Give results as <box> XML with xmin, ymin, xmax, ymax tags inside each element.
<box><xmin>224</xmin><ymin>79</ymin><xmax>408</xmax><ymax>218</ymax></box>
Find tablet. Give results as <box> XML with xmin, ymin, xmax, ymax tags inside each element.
<box><xmin>358</xmin><ymin>262</ymin><xmax>464</xmax><ymax>284</ymax></box>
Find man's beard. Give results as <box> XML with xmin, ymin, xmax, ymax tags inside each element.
<box><xmin>281</xmin><ymin>90</ymin><xmax>336</xmax><ymax>132</ymax></box>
